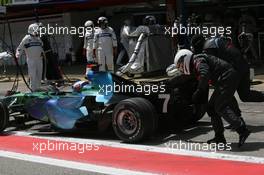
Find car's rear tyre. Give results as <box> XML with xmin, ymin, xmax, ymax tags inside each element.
<box><xmin>112</xmin><ymin>98</ymin><xmax>158</xmax><ymax>143</ymax></box>
<box><xmin>0</xmin><ymin>101</ymin><xmax>9</xmax><ymax>132</ymax></box>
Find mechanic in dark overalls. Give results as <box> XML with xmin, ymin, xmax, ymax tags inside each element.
<box><xmin>192</xmin><ymin>35</ymin><xmax>264</xmax><ymax>102</ymax></box>
<box><xmin>174</xmin><ymin>49</ymin><xmax>250</xmax><ymax>147</ymax></box>
<box><xmin>38</xmin><ymin>23</ymin><xmax>62</xmax><ymax>81</ymax></box>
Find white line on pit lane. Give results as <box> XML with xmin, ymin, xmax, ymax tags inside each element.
<box><xmin>14</xmin><ymin>131</ymin><xmax>264</xmax><ymax>164</ymax></box>
<box><xmin>0</xmin><ymin>150</ymin><xmax>156</xmax><ymax>175</ymax></box>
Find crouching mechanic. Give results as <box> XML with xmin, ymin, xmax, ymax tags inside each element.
<box><xmin>174</xmin><ymin>49</ymin><xmax>251</xmax><ymax>147</ymax></box>
<box><xmin>16</xmin><ymin>23</ymin><xmax>44</xmax><ymax>91</ymax></box>
<box><xmin>93</xmin><ymin>17</ymin><xmax>117</xmax><ymax>72</ymax></box>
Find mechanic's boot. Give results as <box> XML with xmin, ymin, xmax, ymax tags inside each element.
<box><xmin>207</xmin><ymin>134</ymin><xmax>226</xmax><ymax>144</ymax></box>
<box><xmin>236</xmin><ymin>126</ymin><xmax>251</xmax><ymax>148</ymax></box>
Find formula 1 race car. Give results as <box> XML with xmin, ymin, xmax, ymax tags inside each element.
<box><xmin>0</xmin><ymin>70</ymin><xmax>206</xmax><ymax>143</ymax></box>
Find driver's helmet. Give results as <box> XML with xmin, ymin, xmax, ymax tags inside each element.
<box><xmin>174</xmin><ymin>49</ymin><xmax>193</xmax><ymax>75</ymax></box>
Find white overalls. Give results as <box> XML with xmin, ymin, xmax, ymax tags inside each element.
<box><xmin>16</xmin><ymin>35</ymin><xmax>44</xmax><ymax>91</ymax></box>
<box><xmin>83</xmin><ymin>30</ymin><xmax>95</xmax><ymax>63</ymax></box>
<box><xmin>93</xmin><ymin>27</ymin><xmax>117</xmax><ymax>72</ymax></box>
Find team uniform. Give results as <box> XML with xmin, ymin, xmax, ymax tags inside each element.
<box><xmin>193</xmin><ymin>54</ymin><xmax>243</xmax><ymax>130</ymax></box>
<box><xmin>41</xmin><ymin>34</ymin><xmax>62</xmax><ymax>80</ymax></box>
<box><xmin>93</xmin><ymin>27</ymin><xmax>117</xmax><ymax>72</ymax></box>
<box><xmin>174</xmin><ymin>49</ymin><xmax>250</xmax><ymax>147</ymax></box>
<box><xmin>16</xmin><ymin>34</ymin><xmax>44</xmax><ymax>91</ymax></box>
<box><xmin>84</xmin><ymin>30</ymin><xmax>95</xmax><ymax>63</ymax></box>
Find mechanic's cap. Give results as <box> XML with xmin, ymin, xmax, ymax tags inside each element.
<box><xmin>191</xmin><ymin>34</ymin><xmax>205</xmax><ymax>54</ymax></box>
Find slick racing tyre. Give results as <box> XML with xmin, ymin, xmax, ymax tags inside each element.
<box><xmin>112</xmin><ymin>98</ymin><xmax>158</xmax><ymax>143</ymax></box>
<box><xmin>0</xmin><ymin>101</ymin><xmax>9</xmax><ymax>132</ymax></box>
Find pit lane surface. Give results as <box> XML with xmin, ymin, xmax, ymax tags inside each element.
<box><xmin>1</xmin><ymin>71</ymin><xmax>264</xmax><ymax>175</ymax></box>
<box><xmin>0</xmin><ymin>157</ymin><xmax>104</xmax><ymax>175</ymax></box>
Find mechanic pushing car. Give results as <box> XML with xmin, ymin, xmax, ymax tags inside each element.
<box><xmin>93</xmin><ymin>16</ymin><xmax>117</xmax><ymax>72</ymax></box>
<box><xmin>16</xmin><ymin>23</ymin><xmax>44</xmax><ymax>91</ymax></box>
<box><xmin>174</xmin><ymin>49</ymin><xmax>251</xmax><ymax>147</ymax></box>
<box><xmin>191</xmin><ymin>34</ymin><xmax>264</xmax><ymax>102</ymax></box>
<box><xmin>191</xmin><ymin>34</ymin><xmax>246</xmax><ymax>129</ymax></box>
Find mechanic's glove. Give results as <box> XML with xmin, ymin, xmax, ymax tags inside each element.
<box><xmin>192</xmin><ymin>88</ymin><xmax>204</xmax><ymax>104</ymax></box>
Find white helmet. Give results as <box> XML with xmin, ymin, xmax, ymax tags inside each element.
<box><xmin>84</xmin><ymin>20</ymin><xmax>94</xmax><ymax>27</ymax></box>
<box><xmin>174</xmin><ymin>49</ymin><xmax>193</xmax><ymax>75</ymax></box>
<box><xmin>97</xmin><ymin>17</ymin><xmax>108</xmax><ymax>29</ymax></box>
<box><xmin>97</xmin><ymin>17</ymin><xmax>108</xmax><ymax>24</ymax></box>
<box><xmin>28</xmin><ymin>23</ymin><xmax>39</xmax><ymax>36</ymax></box>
